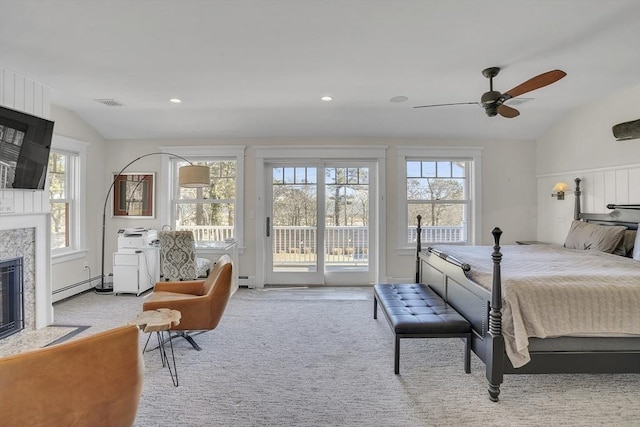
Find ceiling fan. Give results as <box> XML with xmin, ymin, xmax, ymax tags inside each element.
<box><xmin>414</xmin><ymin>67</ymin><xmax>567</xmax><ymax>118</ymax></box>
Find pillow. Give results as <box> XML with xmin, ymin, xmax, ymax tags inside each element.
<box><xmin>633</xmin><ymin>224</ymin><xmax>640</xmax><ymax>260</ymax></box>
<box><xmin>563</xmin><ymin>220</ymin><xmax>627</xmax><ymax>253</ymax></box>
<box><xmin>613</xmin><ymin>229</ymin><xmax>637</xmax><ymax>257</ymax></box>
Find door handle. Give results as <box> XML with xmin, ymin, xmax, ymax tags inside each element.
<box><xmin>266</xmin><ymin>217</ymin><xmax>271</xmax><ymax>237</ymax></box>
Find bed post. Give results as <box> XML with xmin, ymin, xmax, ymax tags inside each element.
<box><xmin>415</xmin><ymin>215</ymin><xmax>422</xmax><ymax>283</ymax></box>
<box><xmin>486</xmin><ymin>227</ymin><xmax>505</xmax><ymax>402</ymax></box>
<box><xmin>574</xmin><ymin>177</ymin><xmax>582</xmax><ymax>220</ymax></box>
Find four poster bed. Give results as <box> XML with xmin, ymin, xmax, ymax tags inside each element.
<box><xmin>417</xmin><ymin>178</ymin><xmax>640</xmax><ymax>401</ymax></box>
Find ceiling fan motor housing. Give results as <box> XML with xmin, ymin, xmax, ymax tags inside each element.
<box><xmin>481</xmin><ymin>90</ymin><xmax>501</xmax><ymax>116</ymax></box>
<box><xmin>481</xmin><ymin>90</ymin><xmax>501</xmax><ymax>105</ymax></box>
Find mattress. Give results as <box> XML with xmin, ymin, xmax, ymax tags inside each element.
<box><xmin>430</xmin><ymin>244</ymin><xmax>640</xmax><ymax>367</ymax></box>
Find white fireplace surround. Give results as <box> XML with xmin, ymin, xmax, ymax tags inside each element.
<box><xmin>0</xmin><ymin>213</ymin><xmax>52</xmax><ymax>329</ymax></box>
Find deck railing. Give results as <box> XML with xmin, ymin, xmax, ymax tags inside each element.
<box><xmin>178</xmin><ymin>225</ymin><xmax>234</xmax><ymax>242</ymax></box>
<box><xmin>179</xmin><ymin>224</ymin><xmax>463</xmax><ymax>266</ymax></box>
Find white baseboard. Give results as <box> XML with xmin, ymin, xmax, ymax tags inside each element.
<box><xmin>384</xmin><ymin>277</ymin><xmax>416</xmax><ymax>284</ymax></box>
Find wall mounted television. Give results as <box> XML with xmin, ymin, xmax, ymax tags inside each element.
<box><xmin>0</xmin><ymin>105</ymin><xmax>54</xmax><ymax>190</ymax></box>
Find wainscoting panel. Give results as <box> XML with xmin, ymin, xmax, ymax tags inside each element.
<box><xmin>537</xmin><ymin>163</ymin><xmax>640</xmax><ymax>244</ymax></box>
<box><xmin>0</xmin><ymin>67</ymin><xmax>51</xmax><ymax>119</ymax></box>
<box><xmin>0</xmin><ymin>66</ymin><xmax>52</xmax><ymax>215</ymax></box>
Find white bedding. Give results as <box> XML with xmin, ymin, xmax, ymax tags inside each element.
<box><xmin>430</xmin><ymin>244</ymin><xmax>640</xmax><ymax>368</ymax></box>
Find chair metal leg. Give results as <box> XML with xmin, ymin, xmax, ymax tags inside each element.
<box><xmin>173</xmin><ymin>331</ymin><xmax>203</xmax><ymax>351</ymax></box>
<box><xmin>142</xmin><ymin>332</ymin><xmax>152</xmax><ymax>353</ymax></box>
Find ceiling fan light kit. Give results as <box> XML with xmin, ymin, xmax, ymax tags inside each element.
<box><xmin>414</xmin><ymin>66</ymin><xmax>566</xmax><ymax>119</ymax></box>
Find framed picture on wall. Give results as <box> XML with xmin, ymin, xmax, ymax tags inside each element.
<box><xmin>112</xmin><ymin>172</ymin><xmax>155</xmax><ymax>218</ymax></box>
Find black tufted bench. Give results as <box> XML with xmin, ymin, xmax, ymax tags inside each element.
<box><xmin>374</xmin><ymin>283</ymin><xmax>471</xmax><ymax>374</ymax></box>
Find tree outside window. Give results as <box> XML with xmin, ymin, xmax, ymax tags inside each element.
<box><xmin>406</xmin><ymin>160</ymin><xmax>469</xmax><ymax>244</ymax></box>
<box><xmin>49</xmin><ymin>151</ymin><xmax>73</xmax><ymax>250</ymax></box>
<box><xmin>325</xmin><ymin>167</ymin><xmax>369</xmax><ymax>227</ymax></box>
<box><xmin>174</xmin><ymin>160</ymin><xmax>236</xmax><ymax>242</ymax></box>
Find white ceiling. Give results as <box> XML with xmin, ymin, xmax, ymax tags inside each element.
<box><xmin>1</xmin><ymin>0</ymin><xmax>639</xmax><ymax>141</ymax></box>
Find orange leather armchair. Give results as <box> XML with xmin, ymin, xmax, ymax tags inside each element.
<box><xmin>142</xmin><ymin>254</ymin><xmax>234</xmax><ymax>350</ymax></box>
<box><xmin>0</xmin><ymin>325</ymin><xmax>143</xmax><ymax>427</ymax></box>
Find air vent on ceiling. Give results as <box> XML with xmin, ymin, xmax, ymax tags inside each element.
<box><xmin>93</xmin><ymin>98</ymin><xmax>125</xmax><ymax>107</ymax></box>
<box><xmin>504</xmin><ymin>97</ymin><xmax>533</xmax><ymax>107</ymax></box>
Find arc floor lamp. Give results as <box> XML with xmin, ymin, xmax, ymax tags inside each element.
<box><xmin>96</xmin><ymin>152</ymin><xmax>210</xmax><ymax>293</ymax></box>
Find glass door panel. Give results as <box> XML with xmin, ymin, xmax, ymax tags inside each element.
<box><xmin>266</xmin><ymin>162</ymin><xmax>374</xmax><ymax>286</ymax></box>
<box><xmin>324</xmin><ymin>166</ymin><xmax>369</xmax><ymax>271</ymax></box>
<box><xmin>267</xmin><ymin>165</ymin><xmax>322</xmax><ymax>284</ymax></box>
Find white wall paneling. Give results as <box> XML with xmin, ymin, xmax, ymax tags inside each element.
<box><xmin>0</xmin><ymin>67</ymin><xmax>52</xmax><ymax>213</ymax></box>
<box><xmin>0</xmin><ymin>67</ymin><xmax>54</xmax><ymax>327</ymax></box>
<box><xmin>537</xmin><ymin>163</ymin><xmax>640</xmax><ymax>244</ymax></box>
<box><xmin>536</xmin><ymin>85</ymin><xmax>640</xmax><ymax>245</ymax></box>
<box><xmin>0</xmin><ymin>67</ymin><xmax>51</xmax><ymax>118</ymax></box>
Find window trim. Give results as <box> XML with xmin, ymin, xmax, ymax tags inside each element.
<box><xmin>49</xmin><ymin>136</ymin><xmax>88</xmax><ymax>262</ymax></box>
<box><xmin>396</xmin><ymin>146</ymin><xmax>483</xmax><ymax>250</ymax></box>
<box><xmin>160</xmin><ymin>145</ymin><xmax>246</xmax><ymax>250</ymax></box>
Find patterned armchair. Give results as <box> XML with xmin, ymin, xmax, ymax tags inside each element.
<box><xmin>159</xmin><ymin>230</ymin><xmax>212</xmax><ymax>281</ymax></box>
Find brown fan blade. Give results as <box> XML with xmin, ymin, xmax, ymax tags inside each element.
<box><xmin>498</xmin><ymin>104</ymin><xmax>520</xmax><ymax>118</ymax></box>
<box><xmin>502</xmin><ymin>70</ymin><xmax>566</xmax><ymax>100</ymax></box>
<box><xmin>414</xmin><ymin>102</ymin><xmax>480</xmax><ymax>109</ymax></box>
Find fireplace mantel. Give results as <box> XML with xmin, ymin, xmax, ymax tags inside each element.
<box><xmin>0</xmin><ymin>213</ymin><xmax>52</xmax><ymax>329</ymax></box>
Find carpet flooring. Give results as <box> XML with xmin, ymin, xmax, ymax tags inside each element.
<box><xmin>50</xmin><ymin>288</ymin><xmax>639</xmax><ymax>427</ymax></box>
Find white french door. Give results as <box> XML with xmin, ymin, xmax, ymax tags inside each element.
<box><xmin>264</xmin><ymin>161</ymin><xmax>376</xmax><ymax>286</ymax></box>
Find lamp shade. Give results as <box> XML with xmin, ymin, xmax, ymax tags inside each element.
<box><xmin>179</xmin><ymin>165</ymin><xmax>210</xmax><ymax>188</ymax></box>
<box><xmin>552</xmin><ymin>182</ymin><xmax>569</xmax><ymax>192</ymax></box>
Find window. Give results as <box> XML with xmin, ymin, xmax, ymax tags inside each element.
<box><xmin>49</xmin><ymin>150</ymin><xmax>78</xmax><ymax>252</ymax></box>
<box><xmin>173</xmin><ymin>159</ymin><xmax>236</xmax><ymax>242</ymax></box>
<box><xmin>397</xmin><ymin>147</ymin><xmax>482</xmax><ymax>248</ymax></box>
<box><xmin>166</xmin><ymin>146</ymin><xmax>245</xmax><ymax>247</ymax></box>
<box><xmin>407</xmin><ymin>160</ymin><xmax>469</xmax><ymax>244</ymax></box>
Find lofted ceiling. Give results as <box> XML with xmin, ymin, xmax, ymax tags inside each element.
<box><xmin>0</xmin><ymin>0</ymin><xmax>639</xmax><ymax>141</ymax></box>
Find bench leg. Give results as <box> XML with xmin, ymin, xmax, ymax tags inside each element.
<box><xmin>373</xmin><ymin>295</ymin><xmax>378</xmax><ymax>319</ymax></box>
<box><xmin>394</xmin><ymin>335</ymin><xmax>400</xmax><ymax>374</ymax></box>
<box><xmin>464</xmin><ymin>334</ymin><xmax>471</xmax><ymax>374</ymax></box>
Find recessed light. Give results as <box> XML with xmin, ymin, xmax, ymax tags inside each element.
<box><xmin>321</xmin><ymin>96</ymin><xmax>333</xmax><ymax>102</ymax></box>
<box><xmin>170</xmin><ymin>98</ymin><xmax>182</xmax><ymax>103</ymax></box>
<box><xmin>390</xmin><ymin>96</ymin><xmax>408</xmax><ymax>103</ymax></box>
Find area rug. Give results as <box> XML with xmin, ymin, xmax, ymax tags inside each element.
<box><xmin>52</xmin><ymin>288</ymin><xmax>640</xmax><ymax>427</ymax></box>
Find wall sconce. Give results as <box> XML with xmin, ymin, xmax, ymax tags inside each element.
<box><xmin>551</xmin><ymin>182</ymin><xmax>569</xmax><ymax>200</ymax></box>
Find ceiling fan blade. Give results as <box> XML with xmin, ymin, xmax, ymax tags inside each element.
<box><xmin>498</xmin><ymin>104</ymin><xmax>520</xmax><ymax>118</ymax></box>
<box><xmin>502</xmin><ymin>70</ymin><xmax>566</xmax><ymax>100</ymax></box>
<box><xmin>414</xmin><ymin>102</ymin><xmax>480</xmax><ymax>109</ymax></box>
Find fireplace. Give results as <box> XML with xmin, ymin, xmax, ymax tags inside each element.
<box><xmin>0</xmin><ymin>216</ymin><xmax>52</xmax><ymax>336</ymax></box>
<box><xmin>0</xmin><ymin>257</ymin><xmax>24</xmax><ymax>340</ymax></box>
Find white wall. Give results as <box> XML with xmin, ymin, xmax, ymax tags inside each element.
<box><xmin>536</xmin><ymin>85</ymin><xmax>640</xmax><ymax>244</ymax></box>
<box><xmin>49</xmin><ymin>105</ymin><xmax>108</xmax><ymax>299</ymax></box>
<box><xmin>103</xmin><ymin>136</ymin><xmax>537</xmax><ymax>283</ymax></box>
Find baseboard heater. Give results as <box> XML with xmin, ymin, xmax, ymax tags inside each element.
<box><xmin>52</xmin><ymin>276</ymin><xmax>100</xmax><ymax>302</ymax></box>
<box><xmin>238</xmin><ymin>275</ymin><xmax>255</xmax><ymax>288</ymax></box>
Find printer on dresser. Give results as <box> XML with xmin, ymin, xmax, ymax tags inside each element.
<box><xmin>112</xmin><ymin>228</ymin><xmax>160</xmax><ymax>295</ymax></box>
